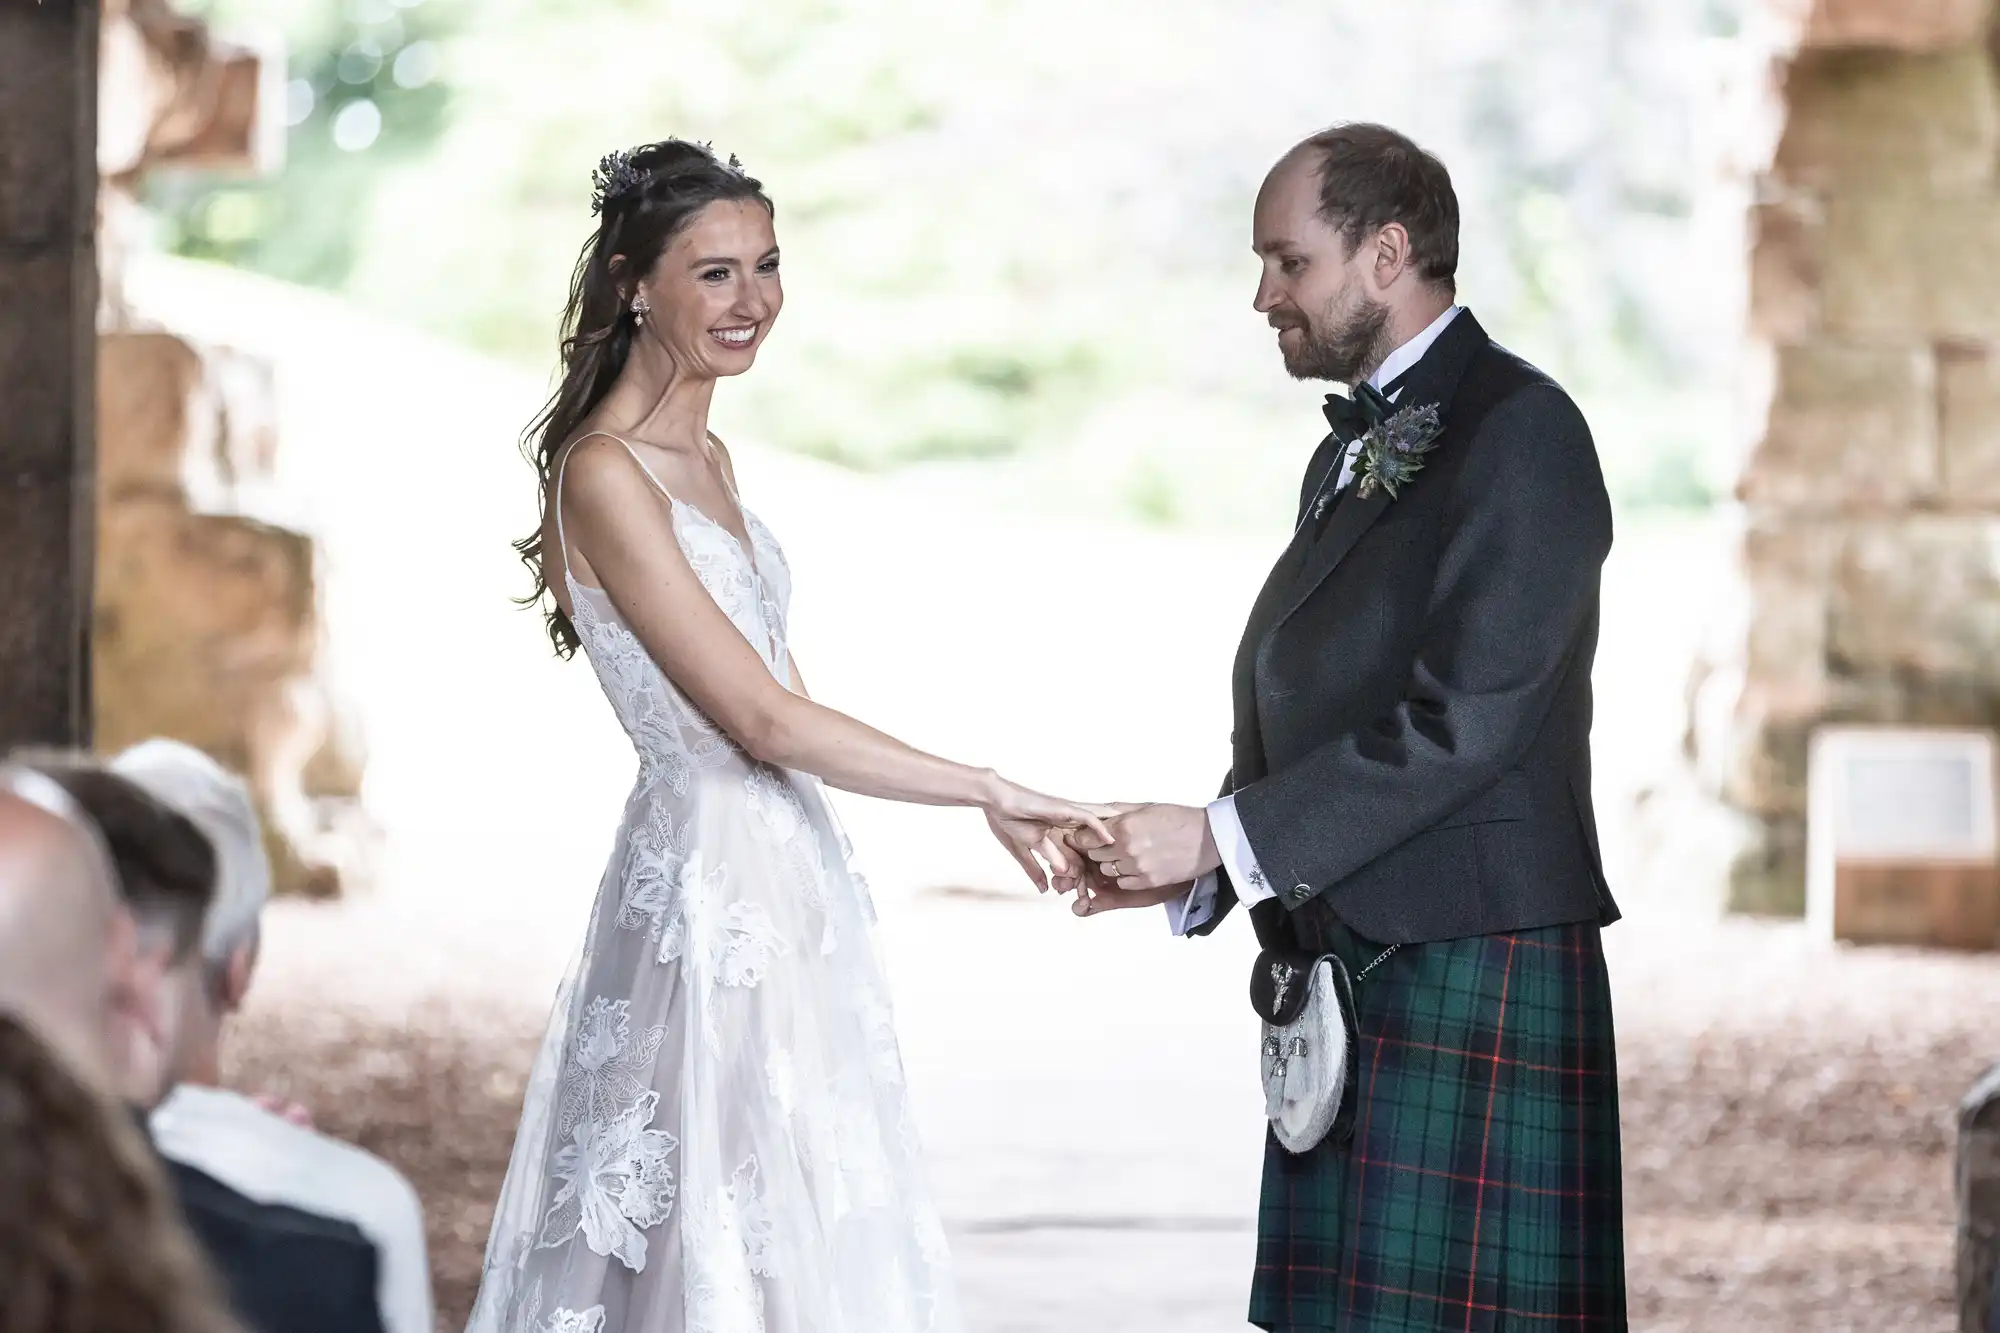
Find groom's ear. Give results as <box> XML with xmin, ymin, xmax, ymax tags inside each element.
<box><xmin>1369</xmin><ymin>222</ymin><xmax>1414</xmax><ymax>291</ymax></box>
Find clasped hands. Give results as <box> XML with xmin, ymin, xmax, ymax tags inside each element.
<box><xmin>989</xmin><ymin>802</ymin><xmax>1222</xmax><ymax>916</ymax></box>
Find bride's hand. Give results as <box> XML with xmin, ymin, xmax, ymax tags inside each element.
<box><xmin>982</xmin><ymin>780</ymin><xmax>1114</xmax><ymax>892</ymax></box>
<box><xmin>1040</xmin><ymin>805</ymin><xmax>1145</xmax><ymax>897</ymax></box>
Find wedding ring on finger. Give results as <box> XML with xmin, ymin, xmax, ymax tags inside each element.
<box><xmin>1104</xmin><ymin>859</ymin><xmax>1120</xmax><ymax>878</ymax></box>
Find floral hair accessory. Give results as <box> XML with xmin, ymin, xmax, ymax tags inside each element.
<box><xmin>591</xmin><ymin>148</ymin><xmax>646</xmax><ymax>215</ymax></box>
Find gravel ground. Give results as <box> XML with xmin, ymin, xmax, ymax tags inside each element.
<box><xmin>215</xmin><ymin>897</ymin><xmax>2000</xmax><ymax>1333</ymax></box>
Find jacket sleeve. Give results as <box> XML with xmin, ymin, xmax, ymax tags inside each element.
<box><xmin>1229</xmin><ymin>383</ymin><xmax>1612</xmax><ymax>909</ymax></box>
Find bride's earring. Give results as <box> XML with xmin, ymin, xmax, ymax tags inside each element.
<box><xmin>630</xmin><ymin>293</ymin><xmax>651</xmax><ymax>326</ymax></box>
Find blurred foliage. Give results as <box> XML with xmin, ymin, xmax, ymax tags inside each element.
<box><xmin>147</xmin><ymin>0</ymin><xmax>458</xmax><ymax>288</ymax></box>
<box><xmin>148</xmin><ymin>0</ymin><xmax>1741</xmax><ymax>527</ymax></box>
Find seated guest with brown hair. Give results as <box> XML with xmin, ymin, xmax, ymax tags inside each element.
<box><xmin>10</xmin><ymin>757</ymin><xmax>216</xmax><ymax>1105</ymax></box>
<box><xmin>0</xmin><ymin>1010</ymin><xmax>245</xmax><ymax>1333</ymax></box>
<box><xmin>116</xmin><ymin>739</ymin><xmax>433</xmax><ymax>1333</ymax></box>
<box><xmin>0</xmin><ymin>763</ymin><xmax>158</xmax><ymax>1096</ymax></box>
<box><xmin>3</xmin><ymin>754</ymin><xmax>386</xmax><ymax>1333</ymax></box>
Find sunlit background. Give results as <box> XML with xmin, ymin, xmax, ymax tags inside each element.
<box><xmin>159</xmin><ymin>0</ymin><xmax>1741</xmax><ymax>518</ymax></box>
<box><xmin>94</xmin><ymin>0</ymin><xmax>1994</xmax><ymax>1328</ymax></box>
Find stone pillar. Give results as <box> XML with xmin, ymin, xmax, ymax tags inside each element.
<box><xmin>1690</xmin><ymin>0</ymin><xmax>2000</xmax><ymax>912</ymax></box>
<box><xmin>1962</xmin><ymin>1064</ymin><xmax>2000</xmax><ymax>1331</ymax></box>
<box><xmin>0</xmin><ymin>1</ymin><xmax>100</xmax><ymax>750</ymax></box>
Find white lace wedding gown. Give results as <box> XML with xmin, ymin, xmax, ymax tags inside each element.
<box><xmin>466</xmin><ymin>437</ymin><xmax>961</xmax><ymax>1333</ymax></box>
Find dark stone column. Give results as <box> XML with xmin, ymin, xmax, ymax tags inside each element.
<box><xmin>0</xmin><ymin>0</ymin><xmax>99</xmax><ymax>749</ymax></box>
<box><xmin>1961</xmin><ymin>1063</ymin><xmax>2000</xmax><ymax>1332</ymax></box>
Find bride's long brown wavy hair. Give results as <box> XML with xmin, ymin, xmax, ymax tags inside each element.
<box><xmin>514</xmin><ymin>139</ymin><xmax>774</xmax><ymax>657</ymax></box>
<box><xmin>0</xmin><ymin>1014</ymin><xmax>245</xmax><ymax>1333</ymax></box>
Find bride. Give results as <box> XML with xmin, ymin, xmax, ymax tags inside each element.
<box><xmin>464</xmin><ymin>139</ymin><xmax>1105</xmax><ymax>1333</ymax></box>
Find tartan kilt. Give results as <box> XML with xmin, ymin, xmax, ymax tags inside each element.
<box><xmin>1250</xmin><ymin>919</ymin><xmax>1626</xmax><ymax>1331</ymax></box>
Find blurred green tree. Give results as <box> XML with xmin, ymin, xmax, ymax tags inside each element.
<box><xmin>146</xmin><ymin>0</ymin><xmax>458</xmax><ymax>289</ymax></box>
<box><xmin>142</xmin><ymin>0</ymin><xmax>1744</xmax><ymax>524</ymax></box>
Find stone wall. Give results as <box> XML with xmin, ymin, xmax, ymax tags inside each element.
<box><xmin>1689</xmin><ymin>0</ymin><xmax>2000</xmax><ymax>913</ymax></box>
<box><xmin>94</xmin><ymin>1</ymin><xmax>366</xmax><ymax>897</ymax></box>
<box><xmin>93</xmin><ymin>331</ymin><xmax>365</xmax><ymax>898</ymax></box>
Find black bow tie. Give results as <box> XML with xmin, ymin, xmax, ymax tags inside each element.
<box><xmin>1322</xmin><ymin>381</ymin><xmax>1395</xmax><ymax>440</ymax></box>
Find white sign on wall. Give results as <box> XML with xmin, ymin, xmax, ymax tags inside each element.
<box><xmin>1806</xmin><ymin>726</ymin><xmax>1999</xmax><ymax>947</ymax></box>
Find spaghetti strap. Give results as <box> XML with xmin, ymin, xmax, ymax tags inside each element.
<box><xmin>552</xmin><ymin>430</ymin><xmax>678</xmax><ymax>581</ymax></box>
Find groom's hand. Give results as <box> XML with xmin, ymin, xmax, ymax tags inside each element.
<box><xmin>1080</xmin><ymin>802</ymin><xmax>1221</xmax><ymax>892</ymax></box>
<box><xmin>1055</xmin><ymin>822</ymin><xmax>1188</xmax><ymax>915</ymax></box>
<box><xmin>1071</xmin><ymin>878</ymin><xmax>1192</xmax><ymax>916</ymax></box>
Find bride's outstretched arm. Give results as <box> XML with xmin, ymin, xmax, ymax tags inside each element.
<box><xmin>561</xmin><ymin>441</ymin><xmax>1105</xmax><ymax>866</ymax></box>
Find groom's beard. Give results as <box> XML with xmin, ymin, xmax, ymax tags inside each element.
<box><xmin>1281</xmin><ymin>291</ymin><xmax>1392</xmax><ymax>385</ymax></box>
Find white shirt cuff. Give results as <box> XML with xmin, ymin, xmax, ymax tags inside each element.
<box><xmin>1165</xmin><ymin>874</ymin><xmax>1218</xmax><ymax>936</ymax></box>
<box><xmin>1161</xmin><ymin>796</ymin><xmax>1277</xmax><ymax>936</ymax></box>
<box><xmin>1207</xmin><ymin>794</ymin><xmax>1276</xmax><ymax>905</ymax></box>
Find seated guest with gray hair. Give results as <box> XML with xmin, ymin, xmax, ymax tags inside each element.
<box><xmin>115</xmin><ymin>740</ymin><xmax>434</xmax><ymax>1333</ymax></box>
<box><xmin>9</xmin><ymin>751</ymin><xmax>386</xmax><ymax>1333</ymax></box>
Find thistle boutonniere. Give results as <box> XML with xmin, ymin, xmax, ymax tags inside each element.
<box><xmin>1353</xmin><ymin>403</ymin><xmax>1444</xmax><ymax>500</ymax></box>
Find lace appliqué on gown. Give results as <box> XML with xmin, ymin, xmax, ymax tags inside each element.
<box><xmin>465</xmin><ymin>480</ymin><xmax>961</xmax><ymax>1333</ymax></box>
<box><xmin>517</xmin><ymin>1281</ymin><xmax>608</xmax><ymax>1333</ymax></box>
<box><xmin>533</xmin><ymin>998</ymin><xmax>679</xmax><ymax>1271</ymax></box>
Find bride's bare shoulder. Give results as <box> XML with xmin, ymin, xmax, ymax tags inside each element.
<box><xmin>547</xmin><ymin>436</ymin><xmax>648</xmax><ymax>526</ymax></box>
<box><xmin>554</xmin><ymin>427</ymin><xmax>646</xmax><ymax>483</ymax></box>
<box><xmin>554</xmin><ymin>422</ymin><xmax>632</xmax><ymax>466</ymax></box>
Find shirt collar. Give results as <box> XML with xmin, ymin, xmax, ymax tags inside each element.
<box><xmin>1368</xmin><ymin>303</ymin><xmax>1464</xmax><ymax>395</ymax></box>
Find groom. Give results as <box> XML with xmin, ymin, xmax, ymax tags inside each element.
<box><xmin>1071</xmin><ymin>124</ymin><xmax>1627</xmax><ymax>1330</ymax></box>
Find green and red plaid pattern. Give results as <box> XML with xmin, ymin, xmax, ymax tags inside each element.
<box><xmin>1251</xmin><ymin>921</ymin><xmax>1626</xmax><ymax>1331</ymax></box>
